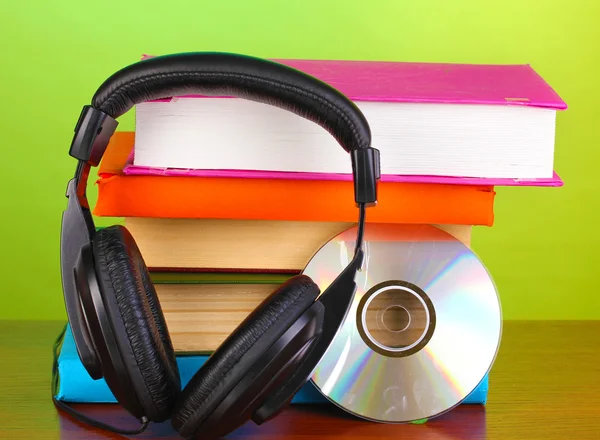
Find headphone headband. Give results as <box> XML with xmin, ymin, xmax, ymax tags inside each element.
<box><xmin>94</xmin><ymin>52</ymin><xmax>371</xmax><ymax>152</ymax></box>
<box><xmin>70</xmin><ymin>52</ymin><xmax>379</xmax><ymax>205</ymax></box>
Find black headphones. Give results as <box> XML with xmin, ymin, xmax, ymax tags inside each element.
<box><xmin>57</xmin><ymin>52</ymin><xmax>380</xmax><ymax>439</ymax></box>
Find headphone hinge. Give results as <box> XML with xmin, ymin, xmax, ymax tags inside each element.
<box><xmin>69</xmin><ymin>105</ymin><xmax>118</xmax><ymax>166</ymax></box>
<box><xmin>351</xmin><ymin>147</ymin><xmax>380</xmax><ymax>206</ymax></box>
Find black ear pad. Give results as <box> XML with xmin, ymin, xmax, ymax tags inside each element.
<box><xmin>171</xmin><ymin>275</ymin><xmax>320</xmax><ymax>438</ymax></box>
<box><xmin>92</xmin><ymin>225</ymin><xmax>181</xmax><ymax>422</ymax></box>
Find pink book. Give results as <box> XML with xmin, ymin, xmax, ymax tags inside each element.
<box><xmin>131</xmin><ymin>55</ymin><xmax>566</xmax><ymax>185</ymax></box>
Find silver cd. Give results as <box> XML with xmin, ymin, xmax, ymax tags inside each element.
<box><xmin>302</xmin><ymin>223</ymin><xmax>502</xmax><ymax>423</ymax></box>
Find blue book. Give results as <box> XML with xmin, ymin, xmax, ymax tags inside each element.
<box><xmin>56</xmin><ymin>325</ymin><xmax>489</xmax><ymax>406</ymax></box>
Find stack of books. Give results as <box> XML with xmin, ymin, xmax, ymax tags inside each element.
<box><xmin>56</xmin><ymin>56</ymin><xmax>566</xmax><ymax>406</ymax></box>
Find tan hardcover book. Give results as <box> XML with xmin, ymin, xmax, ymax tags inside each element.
<box><xmin>125</xmin><ymin>218</ymin><xmax>472</xmax><ymax>271</ymax></box>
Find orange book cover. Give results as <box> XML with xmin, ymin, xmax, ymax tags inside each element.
<box><xmin>93</xmin><ymin>132</ymin><xmax>495</xmax><ymax>226</ymax></box>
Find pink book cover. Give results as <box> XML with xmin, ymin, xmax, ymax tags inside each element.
<box><xmin>140</xmin><ymin>54</ymin><xmax>567</xmax><ymax>109</ymax></box>
<box><xmin>132</xmin><ymin>54</ymin><xmax>566</xmax><ymax>186</ymax></box>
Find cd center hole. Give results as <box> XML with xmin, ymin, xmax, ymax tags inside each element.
<box><xmin>382</xmin><ymin>306</ymin><xmax>410</xmax><ymax>332</ymax></box>
<box><xmin>364</xmin><ymin>286</ymin><xmax>429</xmax><ymax>350</ymax></box>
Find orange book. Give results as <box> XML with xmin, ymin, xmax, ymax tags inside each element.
<box><xmin>94</xmin><ymin>132</ymin><xmax>495</xmax><ymax>225</ymax></box>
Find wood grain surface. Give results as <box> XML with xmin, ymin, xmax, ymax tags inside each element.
<box><xmin>0</xmin><ymin>320</ymin><xmax>598</xmax><ymax>439</ymax></box>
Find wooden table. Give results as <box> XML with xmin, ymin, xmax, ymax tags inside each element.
<box><xmin>0</xmin><ymin>320</ymin><xmax>598</xmax><ymax>439</ymax></box>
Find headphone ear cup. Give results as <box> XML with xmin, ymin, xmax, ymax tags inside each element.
<box><xmin>171</xmin><ymin>274</ymin><xmax>320</xmax><ymax>439</ymax></box>
<box><xmin>92</xmin><ymin>225</ymin><xmax>181</xmax><ymax>422</ymax></box>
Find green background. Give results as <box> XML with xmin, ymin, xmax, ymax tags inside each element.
<box><xmin>0</xmin><ymin>0</ymin><xmax>598</xmax><ymax>320</ymax></box>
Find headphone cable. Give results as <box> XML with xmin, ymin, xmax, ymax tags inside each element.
<box><xmin>51</xmin><ymin>323</ymin><xmax>150</xmax><ymax>436</ymax></box>
<box><xmin>354</xmin><ymin>202</ymin><xmax>366</xmax><ymax>257</ymax></box>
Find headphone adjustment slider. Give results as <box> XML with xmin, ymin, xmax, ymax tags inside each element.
<box><xmin>351</xmin><ymin>147</ymin><xmax>380</xmax><ymax>206</ymax></box>
<box><xmin>69</xmin><ymin>105</ymin><xmax>118</xmax><ymax>167</ymax></box>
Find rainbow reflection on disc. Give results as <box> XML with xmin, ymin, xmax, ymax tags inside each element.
<box><xmin>302</xmin><ymin>223</ymin><xmax>502</xmax><ymax>423</ymax></box>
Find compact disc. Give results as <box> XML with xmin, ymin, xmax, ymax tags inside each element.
<box><xmin>302</xmin><ymin>223</ymin><xmax>502</xmax><ymax>423</ymax></box>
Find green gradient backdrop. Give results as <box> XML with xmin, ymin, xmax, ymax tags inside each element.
<box><xmin>0</xmin><ymin>0</ymin><xmax>598</xmax><ymax>320</ymax></box>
